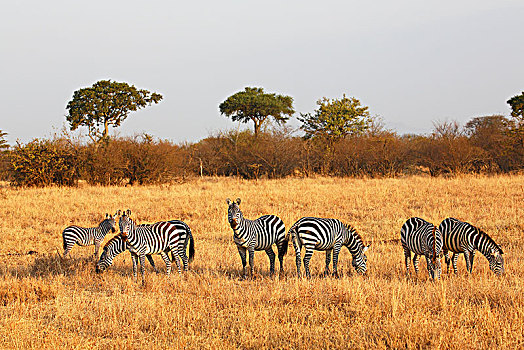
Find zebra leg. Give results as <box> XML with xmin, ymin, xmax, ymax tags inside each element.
<box><xmin>452</xmin><ymin>253</ymin><xmax>459</xmax><ymax>274</ymax></box>
<box><xmin>94</xmin><ymin>241</ymin><xmax>101</xmax><ymax>260</ymax></box>
<box><xmin>403</xmin><ymin>248</ymin><xmax>411</xmax><ymax>276</ymax></box>
<box><xmin>443</xmin><ymin>249</ymin><xmax>451</xmax><ymax>273</ymax></box>
<box><xmin>172</xmin><ymin>252</ymin><xmax>182</xmax><ymax>274</ymax></box>
<box><xmin>412</xmin><ymin>254</ymin><xmax>420</xmax><ymax>274</ymax></box>
<box><xmin>237</xmin><ymin>246</ymin><xmax>247</xmax><ymax>278</ymax></box>
<box><xmin>159</xmin><ymin>252</ymin><xmax>172</xmax><ymax>275</ymax></box>
<box><xmin>332</xmin><ymin>243</ymin><xmax>342</xmax><ymax>278</ymax></box>
<box><xmin>324</xmin><ymin>249</ymin><xmax>332</xmax><ymax>276</ymax></box>
<box><xmin>291</xmin><ymin>232</ymin><xmax>302</xmax><ymax>278</ymax></box>
<box><xmin>131</xmin><ymin>253</ymin><xmax>138</xmax><ymax>279</ymax></box>
<box><xmin>265</xmin><ymin>247</ymin><xmax>276</xmax><ymax>276</ymax></box>
<box><xmin>276</xmin><ymin>241</ymin><xmax>286</xmax><ymax>275</ymax></box>
<box><xmin>464</xmin><ymin>250</ymin><xmax>473</xmax><ymax>274</ymax></box>
<box><xmin>139</xmin><ymin>253</ymin><xmax>146</xmax><ymax>285</ymax></box>
<box><xmin>468</xmin><ymin>251</ymin><xmax>476</xmax><ymax>273</ymax></box>
<box><xmin>248</xmin><ymin>248</ymin><xmax>255</xmax><ymax>277</ymax></box>
<box><xmin>303</xmin><ymin>246</ymin><xmax>314</xmax><ymax>279</ymax></box>
<box><xmin>180</xmin><ymin>247</ymin><xmax>189</xmax><ymax>272</ymax></box>
<box><xmin>146</xmin><ymin>255</ymin><xmax>159</xmax><ymax>274</ymax></box>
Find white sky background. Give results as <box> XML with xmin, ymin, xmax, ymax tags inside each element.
<box><xmin>1</xmin><ymin>0</ymin><xmax>523</xmax><ymax>144</ymax></box>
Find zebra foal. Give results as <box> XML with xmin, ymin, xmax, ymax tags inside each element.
<box><xmin>226</xmin><ymin>198</ymin><xmax>287</xmax><ymax>278</ymax></box>
<box><xmin>400</xmin><ymin>217</ymin><xmax>443</xmax><ymax>280</ymax></box>
<box><xmin>439</xmin><ymin>217</ymin><xmax>504</xmax><ymax>275</ymax></box>
<box><xmin>62</xmin><ymin>212</ymin><xmax>117</xmax><ymax>259</ymax></box>
<box><xmin>288</xmin><ymin>217</ymin><xmax>369</xmax><ymax>278</ymax></box>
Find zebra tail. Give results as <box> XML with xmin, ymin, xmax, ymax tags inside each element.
<box><xmin>281</xmin><ymin>235</ymin><xmax>289</xmax><ymax>256</ymax></box>
<box><xmin>188</xmin><ymin>230</ymin><xmax>195</xmax><ymax>263</ymax></box>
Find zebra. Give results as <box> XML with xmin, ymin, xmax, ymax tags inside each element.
<box><xmin>439</xmin><ymin>217</ymin><xmax>504</xmax><ymax>275</ymax></box>
<box><xmin>400</xmin><ymin>217</ymin><xmax>443</xmax><ymax>280</ymax></box>
<box><xmin>287</xmin><ymin>217</ymin><xmax>370</xmax><ymax>278</ymax></box>
<box><xmin>95</xmin><ymin>233</ymin><xmax>168</xmax><ymax>275</ymax></box>
<box><xmin>117</xmin><ymin>210</ymin><xmax>195</xmax><ymax>283</ymax></box>
<box><xmin>226</xmin><ymin>198</ymin><xmax>287</xmax><ymax>278</ymax></box>
<box><xmin>62</xmin><ymin>213</ymin><xmax>117</xmax><ymax>259</ymax></box>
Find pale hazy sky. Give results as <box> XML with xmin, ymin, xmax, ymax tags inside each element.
<box><xmin>1</xmin><ymin>0</ymin><xmax>523</xmax><ymax>145</ymax></box>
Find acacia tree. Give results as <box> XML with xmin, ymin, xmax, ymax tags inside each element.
<box><xmin>0</xmin><ymin>130</ymin><xmax>7</xmax><ymax>150</ymax></box>
<box><xmin>507</xmin><ymin>92</ymin><xmax>524</xmax><ymax>148</ymax></box>
<box><xmin>66</xmin><ymin>80</ymin><xmax>163</xmax><ymax>143</ymax></box>
<box><xmin>298</xmin><ymin>94</ymin><xmax>371</xmax><ymax>148</ymax></box>
<box><xmin>219</xmin><ymin>87</ymin><xmax>294</xmax><ymax>137</ymax></box>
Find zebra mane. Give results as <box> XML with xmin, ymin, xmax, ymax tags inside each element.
<box><xmin>345</xmin><ymin>223</ymin><xmax>365</xmax><ymax>246</ymax></box>
<box><xmin>475</xmin><ymin>226</ymin><xmax>503</xmax><ymax>255</ymax></box>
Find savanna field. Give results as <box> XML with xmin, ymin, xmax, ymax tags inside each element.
<box><xmin>0</xmin><ymin>176</ymin><xmax>523</xmax><ymax>349</ymax></box>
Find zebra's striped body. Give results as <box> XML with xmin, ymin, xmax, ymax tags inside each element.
<box><xmin>227</xmin><ymin>198</ymin><xmax>287</xmax><ymax>277</ymax></box>
<box><xmin>288</xmin><ymin>217</ymin><xmax>369</xmax><ymax>278</ymax></box>
<box><xmin>118</xmin><ymin>210</ymin><xmax>195</xmax><ymax>283</ymax></box>
<box><xmin>400</xmin><ymin>217</ymin><xmax>443</xmax><ymax>280</ymax></box>
<box><xmin>95</xmin><ymin>234</ymin><xmax>167</xmax><ymax>274</ymax></box>
<box><xmin>62</xmin><ymin>213</ymin><xmax>117</xmax><ymax>259</ymax></box>
<box><xmin>439</xmin><ymin>217</ymin><xmax>504</xmax><ymax>275</ymax></box>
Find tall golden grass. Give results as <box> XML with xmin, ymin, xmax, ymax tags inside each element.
<box><xmin>0</xmin><ymin>175</ymin><xmax>523</xmax><ymax>349</ymax></box>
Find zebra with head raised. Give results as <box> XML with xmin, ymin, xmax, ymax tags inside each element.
<box><xmin>226</xmin><ymin>198</ymin><xmax>287</xmax><ymax>278</ymax></box>
<box><xmin>439</xmin><ymin>217</ymin><xmax>504</xmax><ymax>275</ymax></box>
<box><xmin>95</xmin><ymin>234</ymin><xmax>167</xmax><ymax>274</ymax></box>
<box><xmin>117</xmin><ymin>210</ymin><xmax>195</xmax><ymax>283</ymax></box>
<box><xmin>400</xmin><ymin>217</ymin><xmax>443</xmax><ymax>280</ymax></box>
<box><xmin>62</xmin><ymin>212</ymin><xmax>117</xmax><ymax>259</ymax></box>
<box><xmin>288</xmin><ymin>217</ymin><xmax>370</xmax><ymax>278</ymax></box>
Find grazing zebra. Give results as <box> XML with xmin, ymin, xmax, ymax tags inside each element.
<box><xmin>62</xmin><ymin>213</ymin><xmax>117</xmax><ymax>259</ymax></box>
<box><xmin>439</xmin><ymin>217</ymin><xmax>504</xmax><ymax>275</ymax></box>
<box><xmin>226</xmin><ymin>198</ymin><xmax>287</xmax><ymax>278</ymax></box>
<box><xmin>95</xmin><ymin>234</ymin><xmax>167</xmax><ymax>274</ymax></box>
<box><xmin>117</xmin><ymin>210</ymin><xmax>195</xmax><ymax>283</ymax></box>
<box><xmin>400</xmin><ymin>217</ymin><xmax>443</xmax><ymax>280</ymax></box>
<box><xmin>287</xmin><ymin>217</ymin><xmax>370</xmax><ymax>278</ymax></box>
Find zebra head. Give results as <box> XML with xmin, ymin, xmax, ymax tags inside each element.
<box><xmin>226</xmin><ymin>198</ymin><xmax>242</xmax><ymax>230</ymax></box>
<box><xmin>351</xmin><ymin>244</ymin><xmax>370</xmax><ymax>274</ymax></box>
<box><xmin>488</xmin><ymin>248</ymin><xmax>504</xmax><ymax>275</ymax></box>
<box><xmin>118</xmin><ymin>209</ymin><xmax>133</xmax><ymax>241</ymax></box>
<box><xmin>101</xmin><ymin>213</ymin><xmax>117</xmax><ymax>233</ymax></box>
<box><xmin>95</xmin><ymin>234</ymin><xmax>127</xmax><ymax>273</ymax></box>
<box><xmin>427</xmin><ymin>226</ymin><xmax>443</xmax><ymax>280</ymax></box>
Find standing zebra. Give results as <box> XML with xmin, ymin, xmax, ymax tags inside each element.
<box><xmin>226</xmin><ymin>198</ymin><xmax>287</xmax><ymax>278</ymax></box>
<box><xmin>62</xmin><ymin>213</ymin><xmax>117</xmax><ymax>259</ymax></box>
<box><xmin>95</xmin><ymin>234</ymin><xmax>168</xmax><ymax>274</ymax></box>
<box><xmin>288</xmin><ymin>217</ymin><xmax>369</xmax><ymax>278</ymax></box>
<box><xmin>117</xmin><ymin>210</ymin><xmax>195</xmax><ymax>283</ymax></box>
<box><xmin>400</xmin><ymin>217</ymin><xmax>443</xmax><ymax>280</ymax></box>
<box><xmin>439</xmin><ymin>217</ymin><xmax>504</xmax><ymax>275</ymax></box>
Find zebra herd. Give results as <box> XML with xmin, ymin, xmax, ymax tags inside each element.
<box><xmin>61</xmin><ymin>199</ymin><xmax>505</xmax><ymax>283</ymax></box>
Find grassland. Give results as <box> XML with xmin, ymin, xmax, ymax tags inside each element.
<box><xmin>0</xmin><ymin>175</ymin><xmax>523</xmax><ymax>349</ymax></box>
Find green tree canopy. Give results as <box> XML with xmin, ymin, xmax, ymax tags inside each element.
<box><xmin>298</xmin><ymin>94</ymin><xmax>371</xmax><ymax>143</ymax></box>
<box><xmin>507</xmin><ymin>92</ymin><xmax>524</xmax><ymax>123</ymax></box>
<box><xmin>66</xmin><ymin>80</ymin><xmax>163</xmax><ymax>143</ymax></box>
<box><xmin>219</xmin><ymin>87</ymin><xmax>294</xmax><ymax>136</ymax></box>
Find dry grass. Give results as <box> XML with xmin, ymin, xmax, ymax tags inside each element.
<box><xmin>0</xmin><ymin>175</ymin><xmax>523</xmax><ymax>349</ymax></box>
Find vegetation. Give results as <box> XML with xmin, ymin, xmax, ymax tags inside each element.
<box><xmin>0</xmin><ymin>176</ymin><xmax>522</xmax><ymax>348</ymax></box>
<box><xmin>219</xmin><ymin>87</ymin><xmax>294</xmax><ymax>136</ymax></box>
<box><xmin>66</xmin><ymin>80</ymin><xmax>163</xmax><ymax>143</ymax></box>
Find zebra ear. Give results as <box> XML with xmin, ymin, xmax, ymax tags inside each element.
<box><xmin>236</xmin><ymin>198</ymin><xmax>241</xmax><ymax>205</ymax></box>
<box><xmin>117</xmin><ymin>209</ymin><xmax>121</xmax><ymax>216</ymax></box>
<box><xmin>492</xmin><ymin>248</ymin><xmax>500</xmax><ymax>257</ymax></box>
<box><xmin>363</xmin><ymin>244</ymin><xmax>370</xmax><ymax>252</ymax></box>
<box><xmin>126</xmin><ymin>209</ymin><xmax>131</xmax><ymax>216</ymax></box>
<box><xmin>105</xmin><ymin>213</ymin><xmax>108</xmax><ymax>218</ymax></box>
<box><xmin>226</xmin><ymin>198</ymin><xmax>232</xmax><ymax>205</ymax></box>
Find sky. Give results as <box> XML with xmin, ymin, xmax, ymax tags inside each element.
<box><xmin>1</xmin><ymin>0</ymin><xmax>523</xmax><ymax>145</ymax></box>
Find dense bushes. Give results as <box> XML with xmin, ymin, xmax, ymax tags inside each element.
<box><xmin>2</xmin><ymin>116</ymin><xmax>523</xmax><ymax>186</ymax></box>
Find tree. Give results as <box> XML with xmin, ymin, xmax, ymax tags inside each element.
<box><xmin>0</xmin><ymin>130</ymin><xmax>8</xmax><ymax>150</ymax></box>
<box><xmin>507</xmin><ymin>92</ymin><xmax>524</xmax><ymax>148</ymax></box>
<box><xmin>298</xmin><ymin>94</ymin><xmax>371</xmax><ymax>145</ymax></box>
<box><xmin>219</xmin><ymin>87</ymin><xmax>294</xmax><ymax>137</ymax></box>
<box><xmin>66</xmin><ymin>80</ymin><xmax>163</xmax><ymax>143</ymax></box>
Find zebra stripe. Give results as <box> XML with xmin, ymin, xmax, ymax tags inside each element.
<box><xmin>95</xmin><ymin>234</ymin><xmax>166</xmax><ymax>274</ymax></box>
<box><xmin>226</xmin><ymin>198</ymin><xmax>287</xmax><ymax>277</ymax></box>
<box><xmin>288</xmin><ymin>217</ymin><xmax>369</xmax><ymax>278</ymax></box>
<box><xmin>400</xmin><ymin>217</ymin><xmax>443</xmax><ymax>280</ymax></box>
<box><xmin>117</xmin><ymin>210</ymin><xmax>195</xmax><ymax>283</ymax></box>
<box><xmin>62</xmin><ymin>213</ymin><xmax>117</xmax><ymax>259</ymax></box>
<box><xmin>439</xmin><ymin>217</ymin><xmax>504</xmax><ymax>275</ymax></box>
